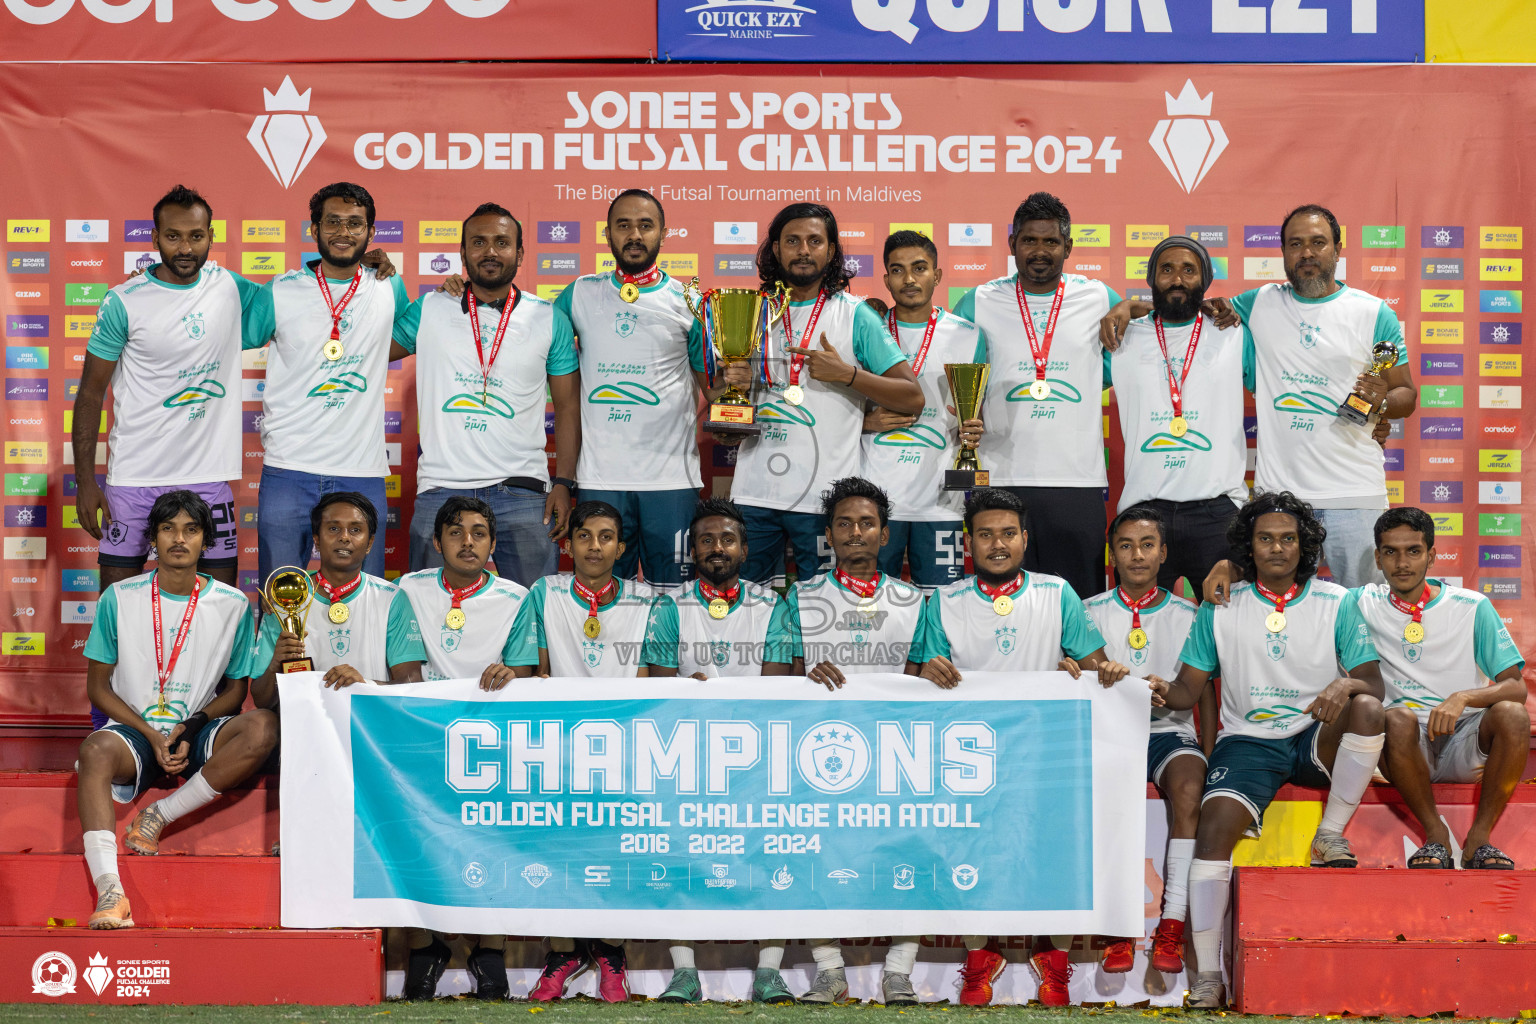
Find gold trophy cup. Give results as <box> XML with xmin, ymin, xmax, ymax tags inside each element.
<box><xmin>262</xmin><ymin>566</ymin><xmax>315</xmax><ymax>673</ymax></box>
<box><xmin>685</xmin><ymin>278</ymin><xmax>790</xmax><ymax>434</ymax></box>
<box><xmin>1337</xmin><ymin>340</ymin><xmax>1399</xmax><ymax>425</ymax></box>
<box><xmin>944</xmin><ymin>362</ymin><xmax>991</xmax><ymax>490</ymax></box>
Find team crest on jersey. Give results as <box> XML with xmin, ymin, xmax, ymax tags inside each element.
<box><xmin>440</xmin><ymin>627</ymin><xmax>461</xmax><ymax>653</ymax></box>
<box><xmin>994</xmin><ymin>625</ymin><xmax>1018</xmax><ymax>655</ymax></box>
<box><xmin>1265</xmin><ymin>631</ymin><xmax>1288</xmax><ymax>661</ymax></box>
<box><xmin>328</xmin><ymin>629</ymin><xmax>351</xmax><ymax>659</ymax></box>
<box><xmin>181</xmin><ymin>312</ymin><xmax>206</xmax><ymax>340</ymax></box>
<box><xmin>1402</xmin><ymin>640</ymin><xmax>1422</xmax><ymax>663</ymax></box>
<box><xmin>709</xmin><ymin>639</ymin><xmax>731</xmax><ymax>666</ymax></box>
<box><xmin>1128</xmin><ymin>642</ymin><xmax>1148</xmax><ymax>667</ymax></box>
<box><xmin>1298</xmin><ymin>319</ymin><xmax>1320</xmax><ymax>350</ymax></box>
<box><xmin>614</xmin><ymin>311</ymin><xmax>639</xmax><ymax>338</ymax></box>
<box><xmin>582</xmin><ymin>638</ymin><xmax>605</xmax><ymax>668</ymax></box>
<box><xmin>338</xmin><ymin>309</ymin><xmax>355</xmax><ymax>335</ymax></box>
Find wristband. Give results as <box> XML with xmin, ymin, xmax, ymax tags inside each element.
<box><xmin>551</xmin><ymin>477</ymin><xmax>576</xmax><ymax>491</ymax></box>
<box><xmin>177</xmin><ymin>711</ymin><xmax>210</xmax><ymax>750</ymax></box>
<box><xmin>848</xmin><ymin>366</ymin><xmax>858</xmax><ymax>387</ymax></box>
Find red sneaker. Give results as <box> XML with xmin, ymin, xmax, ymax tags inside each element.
<box><xmin>1029</xmin><ymin>947</ymin><xmax>1072</xmax><ymax>1007</ymax></box>
<box><xmin>529</xmin><ymin>946</ymin><xmax>587</xmax><ymax>1002</ymax></box>
<box><xmin>1101</xmin><ymin>938</ymin><xmax>1135</xmax><ymax>974</ymax></box>
<box><xmin>958</xmin><ymin>948</ymin><xmax>1006</xmax><ymax>1006</ymax></box>
<box><xmin>591</xmin><ymin>940</ymin><xmax>630</xmax><ymax>1003</ymax></box>
<box><xmin>1150</xmin><ymin>918</ymin><xmax>1186</xmax><ymax>974</ymax></box>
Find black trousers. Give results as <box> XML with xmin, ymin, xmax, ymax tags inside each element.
<box><xmin>1134</xmin><ymin>496</ymin><xmax>1239</xmax><ymax>599</ymax></box>
<box><xmin>1001</xmin><ymin>485</ymin><xmax>1108</xmax><ymax>601</ymax></box>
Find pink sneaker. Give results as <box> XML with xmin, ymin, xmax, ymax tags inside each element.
<box><xmin>591</xmin><ymin>940</ymin><xmax>629</xmax><ymax>1003</ymax></box>
<box><xmin>529</xmin><ymin>945</ymin><xmax>588</xmax><ymax>1002</ymax></box>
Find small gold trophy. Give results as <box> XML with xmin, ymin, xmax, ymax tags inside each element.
<box><xmin>944</xmin><ymin>362</ymin><xmax>991</xmax><ymax>490</ymax></box>
<box><xmin>685</xmin><ymin>278</ymin><xmax>789</xmax><ymax>434</ymax></box>
<box><xmin>262</xmin><ymin>566</ymin><xmax>315</xmax><ymax>673</ymax></box>
<box><xmin>1337</xmin><ymin>340</ymin><xmax>1399</xmax><ymax>425</ymax></box>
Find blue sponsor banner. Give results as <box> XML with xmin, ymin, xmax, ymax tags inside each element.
<box><xmin>658</xmin><ymin>0</ymin><xmax>1424</xmax><ymax>63</ymax></box>
<box><xmin>1480</xmin><ymin>322</ymin><xmax>1521</xmax><ymax>346</ymax></box>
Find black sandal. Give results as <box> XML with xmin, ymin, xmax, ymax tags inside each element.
<box><xmin>1463</xmin><ymin>843</ymin><xmax>1515</xmax><ymax>870</ymax></box>
<box><xmin>1408</xmin><ymin>841</ymin><xmax>1453</xmax><ymax>869</ymax></box>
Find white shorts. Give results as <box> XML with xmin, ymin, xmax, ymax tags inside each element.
<box><xmin>1418</xmin><ymin>709</ymin><xmax>1487</xmax><ymax>783</ymax></box>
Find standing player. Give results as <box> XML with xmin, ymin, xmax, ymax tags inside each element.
<box><xmin>863</xmin><ymin>231</ymin><xmax>987</xmax><ymax>591</ymax></box>
<box><xmin>724</xmin><ymin>204</ymin><xmax>922</xmax><ymax>587</ymax></box>
<box><xmin>1360</xmin><ymin>508</ymin><xmax>1528</xmax><ymax>870</ymax></box>
<box><xmin>74</xmin><ymin>491</ymin><xmax>275</xmax><ymax>928</ymax></box>
<box><xmin>951</xmin><ymin>193</ymin><xmax>1121</xmax><ymax>600</ymax></box>
<box><xmin>395</xmin><ymin>203</ymin><xmax>580</xmax><ymax>585</ymax></box>
<box><xmin>1082</xmin><ymin>507</ymin><xmax>1212</xmax><ymax>977</ymax></box>
<box><xmin>1151</xmin><ymin>491</ymin><xmax>1385</xmax><ymax>1008</ymax></box>
<box><xmin>553</xmin><ymin>189</ymin><xmax>706</xmax><ymax>587</ymax></box>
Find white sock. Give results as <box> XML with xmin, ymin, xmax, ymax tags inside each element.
<box><xmin>757</xmin><ymin>944</ymin><xmax>784</xmax><ymax>970</ymax></box>
<box><xmin>1319</xmin><ymin>733</ymin><xmax>1384</xmax><ymax>835</ymax></box>
<box><xmin>83</xmin><ymin>830</ymin><xmax>119</xmax><ymax>891</ymax></box>
<box><xmin>670</xmin><ymin>945</ymin><xmax>695</xmax><ymax>969</ymax></box>
<box><xmin>963</xmin><ymin>935</ymin><xmax>988</xmax><ymax>951</ymax></box>
<box><xmin>550</xmin><ymin>937</ymin><xmax>576</xmax><ymax>953</ymax></box>
<box><xmin>153</xmin><ymin>770</ymin><xmax>220</xmax><ymax>824</ymax></box>
<box><xmin>884</xmin><ymin>937</ymin><xmax>919</xmax><ymax>974</ymax></box>
<box><xmin>812</xmin><ymin>941</ymin><xmax>845</xmax><ymax>971</ymax></box>
<box><xmin>1162</xmin><ymin>838</ymin><xmax>1197</xmax><ymax>922</ymax></box>
<box><xmin>1188</xmin><ymin>859</ymin><xmax>1232</xmax><ymax>972</ymax></box>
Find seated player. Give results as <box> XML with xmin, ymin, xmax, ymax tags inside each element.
<box><xmin>1361</xmin><ymin>507</ymin><xmax>1528</xmax><ymax>870</ymax></box>
<box><xmin>658</xmin><ymin>497</ymin><xmax>795</xmax><ymax>1005</ymax></box>
<box><xmin>508</xmin><ymin>500</ymin><xmax>679</xmax><ymax>1002</ymax></box>
<box><xmin>1083</xmin><ymin>507</ymin><xmax>1212</xmax><ymax>977</ymax></box>
<box><xmin>393</xmin><ymin>495</ymin><xmax>530</xmax><ymax>1001</ymax></box>
<box><xmin>916</xmin><ymin>487</ymin><xmax>1125</xmax><ymax>1007</ymax></box>
<box><xmin>75</xmin><ymin>490</ymin><xmax>276</xmax><ymax>928</ymax></box>
<box><xmin>249</xmin><ymin>492</ymin><xmax>425</xmax><ymax>708</ymax></box>
<box><xmin>783</xmin><ymin>478</ymin><xmax>926</xmax><ymax>1006</ymax></box>
<box><xmin>1151</xmin><ymin>491</ymin><xmax>1385</xmax><ymax>1008</ymax></box>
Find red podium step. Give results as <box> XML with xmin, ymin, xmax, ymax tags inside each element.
<box><xmin>0</xmin><ymin>854</ymin><xmax>280</xmax><ymax>929</ymax></box>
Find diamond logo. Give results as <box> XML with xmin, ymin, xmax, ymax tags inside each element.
<box><xmin>83</xmin><ymin>953</ymin><xmax>113</xmax><ymax>996</ymax></box>
<box><xmin>1149</xmin><ymin>80</ymin><xmax>1228</xmax><ymax>194</ymax></box>
<box><xmin>247</xmin><ymin>77</ymin><xmax>326</xmax><ymax>189</ymax></box>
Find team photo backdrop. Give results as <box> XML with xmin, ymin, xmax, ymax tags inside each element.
<box><xmin>2</xmin><ymin>61</ymin><xmax>1532</xmax><ymax>712</ymax></box>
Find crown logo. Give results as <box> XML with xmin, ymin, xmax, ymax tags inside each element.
<box><xmin>248</xmin><ymin>77</ymin><xmax>326</xmax><ymax>189</ymax></box>
<box><xmin>1149</xmin><ymin>79</ymin><xmax>1227</xmax><ymax>194</ymax></box>
<box><xmin>1163</xmin><ymin>80</ymin><xmax>1213</xmax><ymax>117</ymax></box>
<box><xmin>263</xmin><ymin>76</ymin><xmax>312</xmax><ymax>113</ymax></box>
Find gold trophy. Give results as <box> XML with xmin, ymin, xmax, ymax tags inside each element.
<box><xmin>944</xmin><ymin>362</ymin><xmax>991</xmax><ymax>490</ymax></box>
<box><xmin>1337</xmin><ymin>340</ymin><xmax>1399</xmax><ymax>425</ymax></box>
<box><xmin>685</xmin><ymin>278</ymin><xmax>789</xmax><ymax>434</ymax></box>
<box><xmin>262</xmin><ymin>566</ymin><xmax>315</xmax><ymax>673</ymax></box>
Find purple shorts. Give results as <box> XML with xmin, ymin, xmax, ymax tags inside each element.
<box><xmin>99</xmin><ymin>481</ymin><xmax>239</xmax><ymax>567</ymax></box>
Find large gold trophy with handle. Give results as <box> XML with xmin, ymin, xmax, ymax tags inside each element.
<box><xmin>262</xmin><ymin>566</ymin><xmax>315</xmax><ymax>673</ymax></box>
<box><xmin>685</xmin><ymin>278</ymin><xmax>790</xmax><ymax>434</ymax></box>
<box><xmin>944</xmin><ymin>363</ymin><xmax>991</xmax><ymax>489</ymax></box>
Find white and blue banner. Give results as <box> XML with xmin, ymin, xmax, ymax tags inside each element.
<box><xmin>279</xmin><ymin>672</ymin><xmax>1149</xmax><ymax>939</ymax></box>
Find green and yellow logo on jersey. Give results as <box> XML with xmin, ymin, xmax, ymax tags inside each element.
<box><xmin>1387</xmin><ymin>693</ymin><xmax>1442</xmax><ymax>711</ymax></box>
<box><xmin>162</xmin><ymin>378</ymin><xmax>227</xmax><ymax>408</ymax></box>
<box><xmin>758</xmin><ymin>401</ymin><xmax>817</xmax><ymax>428</ymax></box>
<box><xmin>1004</xmin><ymin>379</ymin><xmax>1082</xmax><ymax>403</ymax></box>
<box><xmin>142</xmin><ymin>699</ymin><xmax>190</xmax><ymax>731</ymax></box>
<box><xmin>307</xmin><ymin>372</ymin><xmax>368</xmax><ymax>397</ymax></box>
<box><xmin>873</xmin><ymin>424</ymin><xmax>947</xmax><ymax>449</ymax></box>
<box><xmin>587</xmin><ymin>381</ymin><xmax>660</xmax><ymax>406</ymax></box>
<box><xmin>1272</xmin><ymin>391</ymin><xmax>1336</xmax><ymax>416</ymax></box>
<box><xmin>1140</xmin><ymin>429</ymin><xmax>1213</xmax><ymax>454</ymax></box>
<box><xmin>442</xmin><ymin>393</ymin><xmax>515</xmax><ymax>419</ymax></box>
<box><xmin>1244</xmin><ymin>704</ymin><xmax>1307</xmax><ymax>725</ymax></box>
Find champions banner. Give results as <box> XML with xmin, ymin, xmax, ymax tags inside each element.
<box><xmin>277</xmin><ymin>672</ymin><xmax>1150</xmax><ymax>938</ymax></box>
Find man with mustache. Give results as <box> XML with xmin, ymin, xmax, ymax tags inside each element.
<box><xmin>393</xmin><ymin>202</ymin><xmax>581</xmax><ymax>586</ymax></box>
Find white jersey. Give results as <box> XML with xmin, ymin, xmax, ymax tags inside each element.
<box><xmin>393</xmin><ymin>569</ymin><xmax>529</xmax><ymax>680</ymax></box>
<box><xmin>397</xmin><ymin>289</ymin><xmax>577</xmax><ymax>492</ymax></box>
<box><xmin>1107</xmin><ymin>314</ymin><xmax>1249</xmax><ymax>511</ymax></box>
<box><xmin>732</xmin><ymin>290</ymin><xmax>908</xmax><ymax>514</ymax></box>
<box><xmin>953</xmin><ymin>274</ymin><xmax>1118</xmax><ymax>487</ymax></box>
<box><xmin>509</xmin><ymin>574</ymin><xmax>677</xmax><ymax>678</ymax></box>
<box><xmin>258</xmin><ymin>265</ymin><xmax>409</xmax><ymax>478</ymax></box>
<box><xmin>254</xmin><ymin>573</ymin><xmax>417</xmax><ymax>681</ymax></box>
<box><xmin>788</xmin><ymin>571</ymin><xmax>925</xmax><ymax>672</ymax></box>
<box><xmin>1236</xmin><ymin>283</ymin><xmax>1406</xmax><ymax>508</ymax></box>
<box><xmin>861</xmin><ymin>309</ymin><xmax>987</xmax><ymax>521</ymax></box>
<box><xmin>1354</xmin><ymin>580</ymin><xmax>1524</xmax><ymax>726</ymax></box>
<box><xmin>555</xmin><ymin>272</ymin><xmax>704</xmax><ymax>491</ymax></box>
<box><xmin>83</xmin><ymin>571</ymin><xmax>256</xmax><ymax>735</ymax></box>
<box><xmin>674</xmin><ymin>579</ymin><xmax>792</xmax><ymax>678</ymax></box>
<box><xmin>86</xmin><ymin>263</ymin><xmax>255</xmax><ymax>487</ymax></box>
<box><xmin>920</xmin><ymin>572</ymin><xmax>1105</xmax><ymax>672</ymax></box>
<box><xmin>1179</xmin><ymin>579</ymin><xmax>1379</xmax><ymax>739</ymax></box>
<box><xmin>1084</xmin><ymin>587</ymin><xmax>1198</xmax><ymax>737</ymax></box>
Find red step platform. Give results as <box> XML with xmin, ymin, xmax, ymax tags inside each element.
<box><xmin>0</xmin><ymin>854</ymin><xmax>280</xmax><ymax>929</ymax></box>
<box><xmin>1232</xmin><ymin>867</ymin><xmax>1536</xmax><ymax>1017</ymax></box>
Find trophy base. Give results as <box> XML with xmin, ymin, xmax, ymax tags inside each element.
<box><xmin>707</xmin><ymin>402</ymin><xmax>761</xmax><ymax>435</ymax></box>
<box><xmin>944</xmin><ymin>469</ymin><xmax>990</xmax><ymax>490</ymax></box>
<box><xmin>279</xmin><ymin>657</ymin><xmax>315</xmax><ymax>674</ymax></box>
<box><xmin>1336</xmin><ymin>393</ymin><xmax>1374</xmax><ymax>426</ymax></box>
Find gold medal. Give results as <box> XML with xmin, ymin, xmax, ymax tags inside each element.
<box><xmin>708</xmin><ymin>597</ymin><xmax>730</xmax><ymax>620</ymax></box>
<box><xmin>784</xmin><ymin>384</ymin><xmax>805</xmax><ymax>406</ymax></box>
<box><xmin>1128</xmin><ymin>627</ymin><xmax>1149</xmax><ymax>650</ymax></box>
<box><xmin>328</xmin><ymin>601</ymin><xmax>349</xmax><ymax>624</ymax></box>
<box><xmin>1028</xmin><ymin>378</ymin><xmax>1051</xmax><ymax>401</ymax></box>
<box><xmin>1404</xmin><ymin>621</ymin><xmax>1425</xmax><ymax>644</ymax></box>
<box><xmin>992</xmin><ymin>595</ymin><xmax>1013</xmax><ymax>616</ymax></box>
<box><xmin>324</xmin><ymin>339</ymin><xmax>344</xmax><ymax>361</ymax></box>
<box><xmin>1169</xmin><ymin>415</ymin><xmax>1188</xmax><ymax>437</ymax></box>
<box><xmin>619</xmin><ymin>282</ymin><xmax>640</xmax><ymax>303</ymax></box>
<box><xmin>583</xmin><ymin>615</ymin><xmax>602</xmax><ymax>639</ymax></box>
<box><xmin>445</xmin><ymin>607</ymin><xmax>466</xmax><ymax>630</ymax></box>
<box><xmin>1265</xmin><ymin>611</ymin><xmax>1287</xmax><ymax>634</ymax></box>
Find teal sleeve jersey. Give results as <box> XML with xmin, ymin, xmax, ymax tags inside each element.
<box><xmin>763</xmin><ymin>592</ymin><xmax>796</xmax><ymax>666</ymax></box>
<box><xmin>1179</xmin><ymin>602</ymin><xmax>1220</xmax><ymax>674</ymax></box>
<box><xmin>1334</xmin><ymin>590</ymin><xmax>1381</xmax><ymax>672</ymax></box>
<box><xmin>85</xmin><ymin>291</ymin><xmax>130</xmax><ymax>362</ymax></box>
<box><xmin>917</xmin><ymin>592</ymin><xmax>949</xmax><ymax>662</ymax></box>
<box><xmin>390</xmin><ymin>275</ymin><xmax>411</xmax><ymax>322</ymax></box>
<box><xmin>504</xmin><ymin>577</ymin><xmax>548</xmax><ymax>666</ymax></box>
<box><xmin>686</xmin><ymin>318</ymin><xmax>707</xmax><ymax>374</ymax></box>
<box><xmin>1473</xmin><ymin>597</ymin><xmax>1525</xmax><ymax>679</ymax></box>
<box><xmin>644</xmin><ymin>595</ymin><xmax>681</xmax><ymax>669</ymax></box>
<box><xmin>783</xmin><ymin>586</ymin><xmax>805</xmax><ymax>662</ymax></box>
<box><xmin>1373</xmin><ymin>302</ymin><xmax>1408</xmax><ymax>364</ymax></box>
<box><xmin>224</xmin><ymin>606</ymin><xmax>258</xmax><ymax>679</ymax></box>
<box><xmin>392</xmin><ymin>294</ymin><xmax>425</xmax><ymax>353</ymax></box>
<box><xmin>386</xmin><ymin>589</ymin><xmax>427</xmax><ymax>669</ymax></box>
<box><xmin>1059</xmin><ymin>584</ymin><xmax>1107</xmax><ymax>661</ymax></box>
<box><xmin>83</xmin><ymin>583</ymin><xmax>121</xmax><ymax>663</ymax></box>
<box><xmin>852</xmin><ymin>301</ymin><xmax>908</xmax><ymax>375</ymax></box>
<box><xmin>950</xmin><ymin>287</ymin><xmax>977</xmax><ymax>322</ymax></box>
<box><xmin>549</xmin><ymin>306</ymin><xmax>579</xmax><ymax>376</ymax></box>
<box><xmin>242</xmin><ymin>282</ymin><xmax>277</xmax><ymax>350</ymax></box>
<box><xmin>1103</xmin><ymin>283</ymin><xmax>1123</xmax><ymax>306</ymax></box>
<box><xmin>1241</xmin><ymin>324</ymin><xmax>1257</xmax><ymax>392</ymax></box>
<box><xmin>1229</xmin><ymin>288</ymin><xmax>1261</xmax><ymax>325</ymax></box>
<box><xmin>551</xmin><ymin>280</ymin><xmax>575</xmax><ymax>322</ymax></box>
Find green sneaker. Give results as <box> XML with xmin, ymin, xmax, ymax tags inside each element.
<box><xmin>753</xmin><ymin>967</ymin><xmax>795</xmax><ymax>1004</ymax></box>
<box><xmin>658</xmin><ymin>967</ymin><xmax>701</xmax><ymax>1003</ymax></box>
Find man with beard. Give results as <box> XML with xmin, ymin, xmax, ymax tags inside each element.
<box><xmin>393</xmin><ymin>203</ymin><xmax>580</xmax><ymax>586</ymax></box>
<box><xmin>724</xmin><ymin>204</ymin><xmax>922</xmax><ymax>587</ymax></box>
<box><xmin>250</xmin><ymin>182</ymin><xmax>412</xmax><ymax>584</ymax></box>
<box><xmin>552</xmin><ymin>189</ymin><xmax>708</xmax><ymax>588</ymax></box>
<box><xmin>1103</xmin><ymin>237</ymin><xmax>1248</xmax><ymax>597</ymax></box>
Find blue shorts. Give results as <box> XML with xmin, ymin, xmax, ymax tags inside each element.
<box><xmin>578</xmin><ymin>487</ymin><xmax>698</xmax><ymax>588</ymax></box>
<box><xmin>1201</xmin><ymin>722</ymin><xmax>1331</xmax><ymax>827</ymax></box>
<box><xmin>93</xmin><ymin>718</ymin><xmax>231</xmax><ymax>804</ymax></box>
<box><xmin>878</xmin><ymin>519</ymin><xmax>966</xmax><ymax>591</ymax></box>
<box><xmin>739</xmin><ymin>504</ymin><xmax>830</xmax><ymax>587</ymax></box>
<box><xmin>1148</xmin><ymin>730</ymin><xmax>1206</xmax><ymax>786</ymax></box>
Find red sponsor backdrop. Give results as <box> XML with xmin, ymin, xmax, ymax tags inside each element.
<box><xmin>1</xmin><ymin>62</ymin><xmax>1532</xmax><ymax>715</ymax></box>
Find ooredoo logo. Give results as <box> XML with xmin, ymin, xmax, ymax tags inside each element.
<box><xmin>248</xmin><ymin>77</ymin><xmax>326</xmax><ymax>189</ymax></box>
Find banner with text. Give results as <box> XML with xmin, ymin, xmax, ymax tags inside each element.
<box><xmin>278</xmin><ymin>672</ymin><xmax>1150</xmax><ymax>938</ymax></box>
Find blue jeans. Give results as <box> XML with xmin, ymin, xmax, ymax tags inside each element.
<box><xmin>878</xmin><ymin>519</ymin><xmax>966</xmax><ymax>591</ymax></box>
<box><xmin>410</xmin><ymin>484</ymin><xmax>558</xmax><ymax>590</ymax></box>
<box><xmin>577</xmin><ymin>487</ymin><xmax>698</xmax><ymax>587</ymax></box>
<box><xmin>257</xmin><ymin>466</ymin><xmax>386</xmax><ymax>586</ymax></box>
<box><xmin>1314</xmin><ymin>508</ymin><xmax>1384</xmax><ymax>590</ymax></box>
<box><xmin>739</xmin><ymin>504</ymin><xmax>830</xmax><ymax>586</ymax></box>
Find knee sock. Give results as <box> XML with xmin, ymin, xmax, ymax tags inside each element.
<box><xmin>670</xmin><ymin>944</ymin><xmax>695</xmax><ymax>969</ymax></box>
<box><xmin>1319</xmin><ymin>733</ymin><xmax>1385</xmax><ymax>835</ymax></box>
<box><xmin>884</xmin><ymin>937</ymin><xmax>919</xmax><ymax>974</ymax></box>
<box><xmin>1188</xmin><ymin>859</ymin><xmax>1232</xmax><ymax>973</ymax></box>
<box><xmin>83</xmin><ymin>830</ymin><xmax>119</xmax><ymax>891</ymax></box>
<box><xmin>962</xmin><ymin>935</ymin><xmax>989</xmax><ymax>951</ymax></box>
<box><xmin>812</xmin><ymin>941</ymin><xmax>845</xmax><ymax>971</ymax></box>
<box><xmin>550</xmin><ymin>937</ymin><xmax>576</xmax><ymax>953</ymax></box>
<box><xmin>757</xmin><ymin>943</ymin><xmax>785</xmax><ymax>970</ymax></box>
<box><xmin>153</xmin><ymin>770</ymin><xmax>219</xmax><ymax>824</ymax></box>
<box><xmin>1162</xmin><ymin>838</ymin><xmax>1197</xmax><ymax>921</ymax></box>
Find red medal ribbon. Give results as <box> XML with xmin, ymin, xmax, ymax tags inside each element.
<box><xmin>312</xmin><ymin>571</ymin><xmax>363</xmax><ymax>605</ymax></box>
<box><xmin>698</xmin><ymin>581</ymin><xmax>741</xmax><ymax>606</ymax></box>
<box><xmin>573</xmin><ymin>576</ymin><xmax>619</xmax><ymax>618</ymax></box>
<box><xmin>834</xmin><ymin>565</ymin><xmax>882</xmax><ymax>599</ymax></box>
<box><xmin>1014</xmin><ymin>277</ymin><xmax>1065</xmax><ymax>383</ymax></box>
<box><xmin>1118</xmin><ymin>586</ymin><xmax>1163</xmax><ymax>631</ymax></box>
<box><xmin>1254</xmin><ymin>580</ymin><xmax>1301</xmax><ymax>615</ymax></box>
<box><xmin>886</xmin><ymin>306</ymin><xmax>941</xmax><ymax>375</ymax></box>
<box><xmin>151</xmin><ymin>573</ymin><xmax>202</xmax><ymax>712</ymax></box>
<box><xmin>1388</xmin><ymin>582</ymin><xmax>1433</xmax><ymax>625</ymax></box>
<box><xmin>445</xmin><ymin>571</ymin><xmax>488</xmax><ymax>612</ymax></box>
<box><xmin>977</xmin><ymin>573</ymin><xmax>1025</xmax><ymax>601</ymax></box>
<box><xmin>1153</xmin><ymin>314</ymin><xmax>1204</xmax><ymax>421</ymax></box>
<box><xmin>467</xmin><ymin>287</ymin><xmax>519</xmax><ymax>397</ymax></box>
<box><xmin>781</xmin><ymin>289</ymin><xmax>829</xmax><ymax>388</ymax></box>
<box><xmin>314</xmin><ymin>268</ymin><xmax>362</xmax><ymax>343</ymax></box>
<box><xmin>617</xmin><ymin>265</ymin><xmax>663</xmax><ymax>290</ymax></box>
